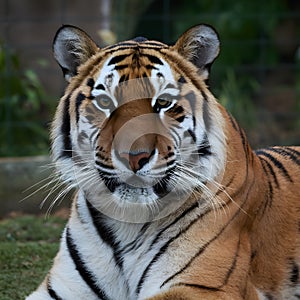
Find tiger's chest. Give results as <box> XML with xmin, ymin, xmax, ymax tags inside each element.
<box><xmin>70</xmin><ymin>190</ymin><xmax>194</xmax><ymax>300</ymax></box>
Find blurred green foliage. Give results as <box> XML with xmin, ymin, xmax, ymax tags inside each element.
<box><xmin>172</xmin><ymin>0</ymin><xmax>287</xmax><ymax>66</ymax></box>
<box><xmin>0</xmin><ymin>43</ymin><xmax>53</xmax><ymax>157</ymax></box>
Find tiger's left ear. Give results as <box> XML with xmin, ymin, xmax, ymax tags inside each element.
<box><xmin>53</xmin><ymin>25</ymin><xmax>99</xmax><ymax>82</ymax></box>
<box><xmin>173</xmin><ymin>24</ymin><xmax>220</xmax><ymax>79</ymax></box>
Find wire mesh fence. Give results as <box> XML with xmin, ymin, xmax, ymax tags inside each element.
<box><xmin>1</xmin><ymin>0</ymin><xmax>299</xmax><ymax>157</ymax></box>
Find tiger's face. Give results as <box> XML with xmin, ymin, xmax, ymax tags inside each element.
<box><xmin>51</xmin><ymin>25</ymin><xmax>226</xmax><ymax>222</ymax></box>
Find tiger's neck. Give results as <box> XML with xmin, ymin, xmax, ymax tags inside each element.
<box><xmin>218</xmin><ymin>107</ymin><xmax>267</xmax><ymax>228</ymax></box>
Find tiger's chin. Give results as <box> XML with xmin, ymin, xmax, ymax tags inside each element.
<box><xmin>86</xmin><ymin>169</ymin><xmax>193</xmax><ymax>223</ymax></box>
<box><xmin>101</xmin><ymin>173</ymin><xmax>170</xmax><ymax>203</ymax></box>
<box><xmin>115</xmin><ymin>184</ymin><xmax>159</xmax><ymax>204</ymax></box>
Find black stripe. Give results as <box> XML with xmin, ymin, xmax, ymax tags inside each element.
<box><xmin>236</xmin><ymin>121</ymin><xmax>250</xmax><ymax>164</ymax></box>
<box><xmin>95</xmin><ymin>160</ymin><xmax>115</xmax><ymax>170</ymax></box>
<box><xmin>48</xmin><ymin>287</ymin><xmax>63</xmax><ymax>300</ymax></box>
<box><xmin>143</xmin><ymin>41</ymin><xmax>165</xmax><ymax>47</ymax></box>
<box><xmin>168</xmin><ymin>104</ymin><xmax>184</xmax><ymax>115</ymax></box>
<box><xmin>136</xmin><ymin>204</ymin><xmax>210</xmax><ymax>295</ymax></box>
<box><xmin>87</xmin><ymin>78</ymin><xmax>95</xmax><ymax>88</ymax></box>
<box><xmin>95</xmin><ymin>83</ymin><xmax>106</xmax><ymax>90</ymax></box>
<box><xmin>268</xmin><ymin>147</ymin><xmax>300</xmax><ymax>166</ymax></box>
<box><xmin>257</xmin><ymin>156</ymin><xmax>274</xmax><ymax>211</ymax></box>
<box><xmin>136</xmin><ymin>218</ymin><xmax>199</xmax><ymax>295</ymax></box>
<box><xmin>60</xmin><ymin>96</ymin><xmax>72</xmax><ymax>158</ymax></box>
<box><xmin>75</xmin><ymin>93</ymin><xmax>86</xmax><ymax>123</ymax></box>
<box><xmin>173</xmin><ymin>283</ymin><xmax>222</xmax><ymax>292</ymax></box>
<box><xmin>258</xmin><ymin>156</ymin><xmax>279</xmax><ymax>188</ymax></box>
<box><xmin>197</xmin><ymin>133</ymin><xmax>211</xmax><ymax>157</ymax></box>
<box><xmin>145</xmin><ymin>64</ymin><xmax>158</xmax><ymax>70</ymax></box>
<box><xmin>222</xmin><ymin>237</ymin><xmax>241</xmax><ymax>285</ymax></box>
<box><xmin>285</xmin><ymin>147</ymin><xmax>300</xmax><ymax>158</ymax></box>
<box><xmin>290</xmin><ymin>261</ymin><xmax>299</xmax><ymax>285</ymax></box>
<box><xmin>47</xmin><ymin>276</ymin><xmax>64</xmax><ymax>300</ymax></box>
<box><xmin>142</xmin><ymin>53</ymin><xmax>163</xmax><ymax>65</ymax></box>
<box><xmin>105</xmin><ymin>44</ymin><xmax>165</xmax><ymax>54</ymax></box>
<box><xmin>227</xmin><ymin>111</ymin><xmax>239</xmax><ymax>132</ymax></box>
<box><xmin>178</xmin><ymin>75</ymin><xmax>187</xmax><ymax>84</ymax></box>
<box><xmin>119</xmin><ymin>222</ymin><xmax>151</xmax><ymax>254</ymax></box>
<box><xmin>152</xmin><ymin>166</ymin><xmax>175</xmax><ymax>197</ymax></box>
<box><xmin>148</xmin><ymin>201</ymin><xmax>200</xmax><ymax>251</ymax></box>
<box><xmin>256</xmin><ymin>149</ymin><xmax>293</xmax><ymax>183</ymax></box>
<box><xmin>187</xmin><ymin>129</ymin><xmax>196</xmax><ymax>142</ymax></box>
<box><xmin>160</xmin><ymin>181</ymin><xmax>254</xmax><ymax>289</ymax></box>
<box><xmin>158</xmin><ymin>50</ymin><xmax>209</xmax><ymax>95</ymax></box>
<box><xmin>86</xmin><ymin>200</ymin><xmax>124</xmax><ymax>270</ymax></box>
<box><xmin>107</xmin><ymin>42</ymin><xmax>138</xmax><ymax>49</ymax></box>
<box><xmin>175</xmin><ymin>115</ymin><xmax>185</xmax><ymax>123</ymax></box>
<box><xmin>119</xmin><ymin>74</ymin><xmax>128</xmax><ymax>84</ymax></box>
<box><xmin>108</xmin><ymin>54</ymin><xmax>131</xmax><ymax>65</ymax></box>
<box><xmin>97</xmin><ymin>172</ymin><xmax>119</xmax><ymax>193</ymax></box>
<box><xmin>228</xmin><ymin>111</ymin><xmax>250</xmax><ymax>172</ymax></box>
<box><xmin>66</xmin><ymin>227</ymin><xmax>110</xmax><ymax>300</ymax></box>
<box><xmin>114</xmin><ymin>64</ymin><xmax>129</xmax><ymax>70</ymax></box>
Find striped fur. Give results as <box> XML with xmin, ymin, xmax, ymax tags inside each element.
<box><xmin>27</xmin><ymin>24</ymin><xmax>300</xmax><ymax>299</ymax></box>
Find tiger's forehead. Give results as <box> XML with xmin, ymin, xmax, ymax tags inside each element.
<box><xmin>91</xmin><ymin>49</ymin><xmax>178</xmax><ymax>104</ymax></box>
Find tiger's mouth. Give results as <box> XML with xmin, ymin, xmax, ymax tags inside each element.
<box><xmin>97</xmin><ymin>166</ymin><xmax>175</xmax><ymax>200</ymax></box>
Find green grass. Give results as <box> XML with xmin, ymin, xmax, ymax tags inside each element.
<box><xmin>0</xmin><ymin>215</ymin><xmax>67</xmax><ymax>299</ymax></box>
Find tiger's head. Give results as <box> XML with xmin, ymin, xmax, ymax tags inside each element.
<box><xmin>51</xmin><ymin>24</ymin><xmax>226</xmax><ymax>222</ymax></box>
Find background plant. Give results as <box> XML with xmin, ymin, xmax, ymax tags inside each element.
<box><xmin>0</xmin><ymin>43</ymin><xmax>54</xmax><ymax>157</ymax></box>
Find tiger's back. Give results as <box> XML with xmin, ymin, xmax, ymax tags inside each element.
<box><xmin>26</xmin><ymin>24</ymin><xmax>300</xmax><ymax>299</ymax></box>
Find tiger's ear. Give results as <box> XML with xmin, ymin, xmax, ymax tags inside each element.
<box><xmin>173</xmin><ymin>24</ymin><xmax>220</xmax><ymax>79</ymax></box>
<box><xmin>53</xmin><ymin>25</ymin><xmax>99</xmax><ymax>82</ymax></box>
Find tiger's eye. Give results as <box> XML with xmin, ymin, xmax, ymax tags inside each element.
<box><xmin>99</xmin><ymin>98</ymin><xmax>110</xmax><ymax>107</ymax></box>
<box><xmin>156</xmin><ymin>98</ymin><xmax>171</xmax><ymax>108</ymax></box>
<box><xmin>96</xmin><ymin>95</ymin><xmax>112</xmax><ymax>109</ymax></box>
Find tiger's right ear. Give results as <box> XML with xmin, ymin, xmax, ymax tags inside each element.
<box><xmin>173</xmin><ymin>24</ymin><xmax>220</xmax><ymax>79</ymax></box>
<box><xmin>53</xmin><ymin>25</ymin><xmax>99</xmax><ymax>82</ymax></box>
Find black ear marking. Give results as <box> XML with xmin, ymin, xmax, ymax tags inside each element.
<box><xmin>53</xmin><ymin>25</ymin><xmax>99</xmax><ymax>82</ymax></box>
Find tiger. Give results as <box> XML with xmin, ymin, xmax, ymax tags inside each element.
<box><xmin>26</xmin><ymin>23</ymin><xmax>300</xmax><ymax>300</ymax></box>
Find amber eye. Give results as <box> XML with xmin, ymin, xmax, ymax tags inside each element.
<box><xmin>156</xmin><ymin>96</ymin><xmax>172</xmax><ymax>109</ymax></box>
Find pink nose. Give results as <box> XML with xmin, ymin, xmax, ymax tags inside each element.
<box><xmin>119</xmin><ymin>151</ymin><xmax>151</xmax><ymax>173</ymax></box>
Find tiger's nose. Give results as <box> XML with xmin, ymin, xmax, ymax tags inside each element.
<box><xmin>118</xmin><ymin>151</ymin><xmax>152</xmax><ymax>173</ymax></box>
